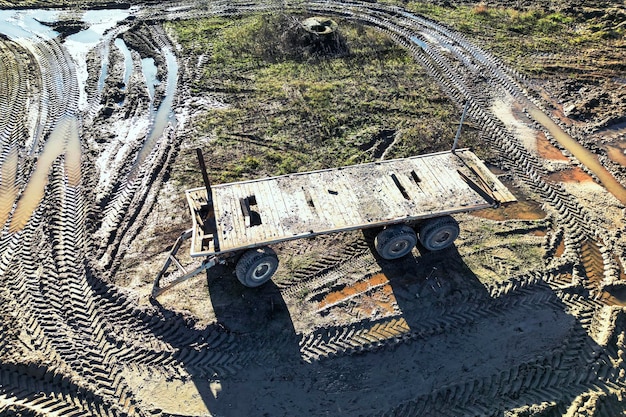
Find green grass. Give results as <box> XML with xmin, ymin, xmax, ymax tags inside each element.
<box><xmin>167</xmin><ymin>14</ymin><xmax>474</xmax><ymax>185</ymax></box>
<box><xmin>380</xmin><ymin>2</ymin><xmax>624</xmax><ymax>76</ymax></box>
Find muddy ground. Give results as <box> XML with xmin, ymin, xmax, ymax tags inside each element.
<box><xmin>1</xmin><ymin>1</ymin><xmax>626</xmax><ymax>416</ymax></box>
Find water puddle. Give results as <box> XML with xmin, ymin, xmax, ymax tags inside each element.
<box><xmin>546</xmin><ymin>167</ymin><xmax>595</xmax><ymax>184</ymax></box>
<box><xmin>527</xmin><ymin>104</ymin><xmax>626</xmax><ymax>206</ymax></box>
<box><xmin>536</xmin><ymin>131</ymin><xmax>568</xmax><ymax>161</ymax></box>
<box><xmin>1</xmin><ymin>8</ymin><xmax>132</xmax><ymax>109</ymax></box>
<box><xmin>0</xmin><ymin>10</ymin><xmax>59</xmax><ymax>39</ymax></box>
<box><xmin>65</xmin><ymin>118</ymin><xmax>82</xmax><ymax>187</ymax></box>
<box><xmin>471</xmin><ymin>180</ymin><xmax>546</xmax><ymax>221</ymax></box>
<box><xmin>115</xmin><ymin>37</ymin><xmax>133</xmax><ymax>93</ymax></box>
<box><xmin>63</xmin><ymin>9</ymin><xmax>131</xmax><ymax>108</ymax></box>
<box><xmin>9</xmin><ymin>117</ymin><xmax>77</xmax><ymax>233</ymax></box>
<box><xmin>142</xmin><ymin>57</ymin><xmax>159</xmax><ymax>100</ymax></box>
<box><xmin>127</xmin><ymin>48</ymin><xmax>178</xmax><ymax>182</ymax></box>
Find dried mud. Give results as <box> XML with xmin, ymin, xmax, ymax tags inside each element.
<box><xmin>1</xmin><ymin>1</ymin><xmax>626</xmax><ymax>417</ymax></box>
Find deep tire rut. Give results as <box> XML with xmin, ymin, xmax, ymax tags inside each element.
<box><xmin>1</xmin><ymin>2</ymin><xmax>625</xmax><ymax>416</ymax></box>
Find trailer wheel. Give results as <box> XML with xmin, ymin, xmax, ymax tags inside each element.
<box><xmin>375</xmin><ymin>225</ymin><xmax>417</xmax><ymax>260</ymax></box>
<box><xmin>236</xmin><ymin>247</ymin><xmax>279</xmax><ymax>287</ymax></box>
<box><xmin>419</xmin><ymin>216</ymin><xmax>459</xmax><ymax>251</ymax></box>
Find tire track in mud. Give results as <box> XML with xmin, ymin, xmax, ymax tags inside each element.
<box><xmin>0</xmin><ymin>363</ymin><xmax>136</xmax><ymax>417</ymax></box>
<box><xmin>1</xmin><ymin>19</ymin><xmax>265</xmax><ymax>415</ymax></box>
<box><xmin>264</xmin><ymin>3</ymin><xmax>624</xmax><ymax>413</ymax></box>
<box><xmin>297</xmin><ymin>269</ymin><xmax>565</xmax><ymax>363</ymax></box>
<box><xmin>2</xmin><ymin>2</ymin><xmax>625</xmax><ymax>417</ymax></box>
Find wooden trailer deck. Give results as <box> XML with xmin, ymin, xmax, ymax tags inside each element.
<box><xmin>186</xmin><ymin>149</ymin><xmax>516</xmax><ymax>257</ymax></box>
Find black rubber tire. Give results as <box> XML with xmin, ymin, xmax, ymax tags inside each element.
<box><xmin>418</xmin><ymin>216</ymin><xmax>460</xmax><ymax>251</ymax></box>
<box><xmin>374</xmin><ymin>224</ymin><xmax>417</xmax><ymax>260</ymax></box>
<box><xmin>236</xmin><ymin>247</ymin><xmax>279</xmax><ymax>287</ymax></box>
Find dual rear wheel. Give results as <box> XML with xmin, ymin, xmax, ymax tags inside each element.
<box><xmin>374</xmin><ymin>215</ymin><xmax>460</xmax><ymax>260</ymax></box>
<box><xmin>234</xmin><ymin>216</ymin><xmax>460</xmax><ymax>287</ymax></box>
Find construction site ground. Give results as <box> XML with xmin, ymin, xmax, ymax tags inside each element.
<box><xmin>1</xmin><ymin>1</ymin><xmax>626</xmax><ymax>416</ymax></box>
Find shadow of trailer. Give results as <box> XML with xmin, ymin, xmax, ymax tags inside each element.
<box><xmin>151</xmin><ymin>147</ymin><xmax>516</xmax><ymax>298</ymax></box>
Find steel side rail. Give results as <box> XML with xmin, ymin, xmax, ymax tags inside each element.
<box><xmin>151</xmin><ymin>229</ymin><xmax>216</xmax><ymax>299</ymax></box>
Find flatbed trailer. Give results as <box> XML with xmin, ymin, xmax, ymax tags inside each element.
<box><xmin>151</xmin><ymin>149</ymin><xmax>516</xmax><ymax>298</ymax></box>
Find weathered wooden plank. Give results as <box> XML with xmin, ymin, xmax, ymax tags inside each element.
<box><xmin>239</xmin><ymin>182</ymin><xmax>265</xmax><ymax>243</ymax></box>
<box><xmin>187</xmin><ymin>150</ymin><xmax>515</xmax><ymax>256</ymax></box>
<box><xmin>214</xmin><ymin>185</ymin><xmax>246</xmax><ymax>251</ymax></box>
<box><xmin>333</xmin><ymin>171</ymin><xmax>364</xmax><ymax>225</ymax></box>
<box><xmin>306</xmin><ymin>179</ymin><xmax>341</xmax><ymax>228</ymax></box>
<box><xmin>276</xmin><ymin>177</ymin><xmax>318</xmax><ymax>232</ymax></box>
<box><xmin>254</xmin><ymin>179</ymin><xmax>286</xmax><ymax>240</ymax></box>
<box><xmin>266</xmin><ymin>179</ymin><xmax>295</xmax><ymax>236</ymax></box>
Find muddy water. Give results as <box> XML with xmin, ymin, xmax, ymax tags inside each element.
<box><xmin>127</xmin><ymin>47</ymin><xmax>178</xmax><ymax>182</ymax></box>
<box><xmin>527</xmin><ymin>105</ymin><xmax>626</xmax><ymax>205</ymax></box>
<box><xmin>9</xmin><ymin>117</ymin><xmax>79</xmax><ymax>233</ymax></box>
<box><xmin>606</xmin><ymin>143</ymin><xmax>626</xmax><ymax>166</ymax></box>
<box><xmin>471</xmin><ymin>180</ymin><xmax>546</xmax><ymax>221</ymax></box>
<box><xmin>64</xmin><ymin>118</ymin><xmax>82</xmax><ymax>187</ymax></box>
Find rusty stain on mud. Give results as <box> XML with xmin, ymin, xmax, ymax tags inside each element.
<box><xmin>317</xmin><ymin>273</ymin><xmax>396</xmax><ymax>314</ymax></box>
<box><xmin>536</xmin><ymin>131</ymin><xmax>568</xmax><ymax>161</ymax></box>
<box><xmin>527</xmin><ymin>105</ymin><xmax>626</xmax><ymax>205</ymax></box>
<box><xmin>547</xmin><ymin>167</ymin><xmax>595</xmax><ymax>183</ymax></box>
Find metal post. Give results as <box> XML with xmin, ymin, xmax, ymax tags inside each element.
<box><xmin>452</xmin><ymin>101</ymin><xmax>470</xmax><ymax>153</ymax></box>
<box><xmin>196</xmin><ymin>148</ymin><xmax>212</xmax><ymax>201</ymax></box>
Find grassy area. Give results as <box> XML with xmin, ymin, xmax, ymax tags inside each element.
<box><xmin>167</xmin><ymin>14</ymin><xmax>475</xmax><ymax>184</ymax></box>
<box><xmin>380</xmin><ymin>2</ymin><xmax>625</xmax><ymax>77</ymax></box>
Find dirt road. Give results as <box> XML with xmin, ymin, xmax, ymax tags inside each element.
<box><xmin>1</xmin><ymin>1</ymin><xmax>625</xmax><ymax>416</ymax></box>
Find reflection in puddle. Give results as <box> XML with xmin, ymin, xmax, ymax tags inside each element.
<box><xmin>0</xmin><ymin>9</ymin><xmax>59</xmax><ymax>39</ymax></box>
<box><xmin>127</xmin><ymin>48</ymin><xmax>178</xmax><ymax>182</ymax></box>
<box><xmin>142</xmin><ymin>57</ymin><xmax>159</xmax><ymax>100</ymax></box>
<box><xmin>115</xmin><ymin>37</ymin><xmax>133</xmax><ymax>92</ymax></box>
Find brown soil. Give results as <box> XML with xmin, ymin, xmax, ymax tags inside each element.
<box><xmin>1</xmin><ymin>1</ymin><xmax>626</xmax><ymax>417</ymax></box>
